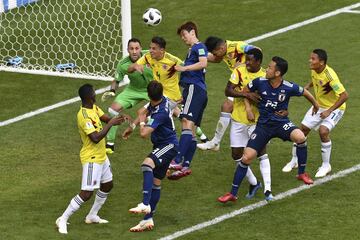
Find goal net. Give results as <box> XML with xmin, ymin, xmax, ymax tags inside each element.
<box><xmin>0</xmin><ymin>0</ymin><xmax>131</xmax><ymax>81</ymax></box>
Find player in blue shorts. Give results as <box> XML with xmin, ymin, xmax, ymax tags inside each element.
<box><xmin>218</xmin><ymin>56</ymin><xmax>319</xmax><ymax>203</ymax></box>
<box><xmin>123</xmin><ymin>81</ymin><xmax>179</xmax><ymax>232</ymax></box>
<box><xmin>166</xmin><ymin>21</ymin><xmax>208</xmax><ymax>179</ymax></box>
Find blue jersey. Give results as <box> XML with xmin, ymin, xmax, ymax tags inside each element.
<box><xmin>248</xmin><ymin>77</ymin><xmax>304</xmax><ymax>124</ymax></box>
<box><xmin>180</xmin><ymin>42</ymin><xmax>208</xmax><ymax>91</ymax></box>
<box><xmin>146</xmin><ymin>96</ymin><xmax>179</xmax><ymax>147</ymax></box>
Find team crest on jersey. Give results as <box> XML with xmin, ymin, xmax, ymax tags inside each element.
<box><xmin>278</xmin><ymin>93</ymin><xmax>286</xmax><ymax>102</ymax></box>
<box><xmin>85</xmin><ymin>122</ymin><xmax>93</xmax><ymax>129</ymax></box>
<box><xmin>162</xmin><ymin>64</ymin><xmax>167</xmax><ymax>70</ymax></box>
<box><xmin>250</xmin><ymin>133</ymin><xmax>257</xmax><ymax>140</ymax></box>
<box><xmin>319</xmin><ymin>80</ymin><xmax>323</xmax><ymax>86</ymax></box>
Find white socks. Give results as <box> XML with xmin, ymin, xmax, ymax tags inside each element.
<box><xmin>259</xmin><ymin>154</ymin><xmax>271</xmax><ymax>192</ymax></box>
<box><xmin>246</xmin><ymin>167</ymin><xmax>258</xmax><ymax>186</ymax></box>
<box><xmin>62</xmin><ymin>195</ymin><xmax>84</xmax><ymax>220</ymax></box>
<box><xmin>212</xmin><ymin>112</ymin><xmax>231</xmax><ymax>144</ymax></box>
<box><xmin>87</xmin><ymin>190</ymin><xmax>109</xmax><ymax>217</ymax></box>
<box><xmin>321</xmin><ymin>141</ymin><xmax>332</xmax><ymax>167</ymax></box>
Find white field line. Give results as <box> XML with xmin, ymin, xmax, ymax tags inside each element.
<box><xmin>0</xmin><ymin>2</ymin><xmax>359</xmax><ymax>128</ymax></box>
<box><xmin>343</xmin><ymin>9</ymin><xmax>360</xmax><ymax>14</ymax></box>
<box><xmin>159</xmin><ymin>164</ymin><xmax>360</xmax><ymax>240</ymax></box>
<box><xmin>0</xmin><ymin>87</ymin><xmax>108</xmax><ymax>127</ymax></box>
<box><xmin>245</xmin><ymin>2</ymin><xmax>360</xmax><ymax>43</ymax></box>
<box><xmin>0</xmin><ymin>78</ymin><xmax>130</xmax><ymax>127</ymax></box>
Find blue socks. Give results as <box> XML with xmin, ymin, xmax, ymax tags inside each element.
<box><xmin>141</xmin><ymin>164</ymin><xmax>154</xmax><ymax>205</ymax></box>
<box><xmin>230</xmin><ymin>160</ymin><xmax>249</xmax><ymax>196</ymax></box>
<box><xmin>144</xmin><ymin>184</ymin><xmax>161</xmax><ymax>220</ymax></box>
<box><xmin>182</xmin><ymin>137</ymin><xmax>197</xmax><ymax>168</ymax></box>
<box><xmin>296</xmin><ymin>141</ymin><xmax>307</xmax><ymax>175</ymax></box>
<box><xmin>175</xmin><ymin>129</ymin><xmax>193</xmax><ymax>164</ymax></box>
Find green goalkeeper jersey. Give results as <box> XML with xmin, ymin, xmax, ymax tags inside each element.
<box><xmin>115</xmin><ymin>50</ymin><xmax>153</xmax><ymax>91</ymax></box>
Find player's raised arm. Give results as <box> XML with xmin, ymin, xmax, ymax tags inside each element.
<box><xmin>122</xmin><ymin>106</ymin><xmax>149</xmax><ymax>140</ymax></box>
<box><xmin>207</xmin><ymin>52</ymin><xmax>222</xmax><ymax>63</ymax></box>
<box><xmin>175</xmin><ymin>56</ymin><xmax>207</xmax><ymax>72</ymax></box>
<box><xmin>128</xmin><ymin>62</ymin><xmax>144</xmax><ymax>73</ymax></box>
<box><xmin>303</xmin><ymin>88</ymin><xmax>319</xmax><ymax>115</ymax></box>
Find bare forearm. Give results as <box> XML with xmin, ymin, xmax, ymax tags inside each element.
<box><xmin>329</xmin><ymin>91</ymin><xmax>348</xmax><ymax>111</ymax></box>
<box><xmin>110</xmin><ymin>80</ymin><xmax>118</xmax><ymax>91</ymax></box>
<box><xmin>303</xmin><ymin>89</ymin><xmax>318</xmax><ymax>107</ymax></box>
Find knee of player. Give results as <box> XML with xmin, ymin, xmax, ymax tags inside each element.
<box><xmin>241</xmin><ymin>148</ymin><xmax>257</xmax><ymax>164</ymax></box>
<box><xmin>291</xmin><ymin>129</ymin><xmax>307</xmax><ymax>144</ymax></box>
<box><xmin>100</xmin><ymin>181</ymin><xmax>113</xmax><ymax>192</ymax></box>
<box><xmin>231</xmin><ymin>148</ymin><xmax>244</xmax><ymax>160</ymax></box>
<box><xmin>142</xmin><ymin>158</ymin><xmax>155</xmax><ymax>169</ymax></box>
<box><xmin>79</xmin><ymin>190</ymin><xmax>93</xmax><ymax>202</ymax></box>
<box><xmin>318</xmin><ymin>126</ymin><xmax>330</xmax><ymax>139</ymax></box>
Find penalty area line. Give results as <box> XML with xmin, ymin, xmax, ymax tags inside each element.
<box><xmin>158</xmin><ymin>163</ymin><xmax>360</xmax><ymax>240</ymax></box>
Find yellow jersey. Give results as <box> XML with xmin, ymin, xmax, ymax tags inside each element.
<box><xmin>229</xmin><ymin>65</ymin><xmax>266</xmax><ymax>124</ymax></box>
<box><xmin>77</xmin><ymin>104</ymin><xmax>106</xmax><ymax>164</ymax></box>
<box><xmin>137</xmin><ymin>52</ymin><xmax>183</xmax><ymax>101</ymax></box>
<box><xmin>223</xmin><ymin>40</ymin><xmax>251</xmax><ymax>71</ymax></box>
<box><xmin>311</xmin><ymin>65</ymin><xmax>346</xmax><ymax>110</ymax></box>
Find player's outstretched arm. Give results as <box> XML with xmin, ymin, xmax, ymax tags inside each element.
<box><xmin>128</xmin><ymin>63</ymin><xmax>144</xmax><ymax>73</ymax></box>
<box><xmin>175</xmin><ymin>56</ymin><xmax>207</xmax><ymax>72</ymax></box>
<box><xmin>207</xmin><ymin>53</ymin><xmax>222</xmax><ymax>63</ymax></box>
<box><xmin>304</xmin><ymin>81</ymin><xmax>313</xmax><ymax>90</ymax></box>
<box><xmin>122</xmin><ymin>107</ymin><xmax>149</xmax><ymax>139</ymax></box>
<box><xmin>303</xmin><ymin>88</ymin><xmax>319</xmax><ymax>115</ymax></box>
<box><xmin>226</xmin><ymin>84</ymin><xmax>261</xmax><ymax>103</ymax></box>
<box><xmin>89</xmin><ymin>115</ymin><xmax>126</xmax><ymax>143</ymax></box>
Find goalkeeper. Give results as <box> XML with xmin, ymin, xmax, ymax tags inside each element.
<box><xmin>102</xmin><ymin>38</ymin><xmax>153</xmax><ymax>153</ymax></box>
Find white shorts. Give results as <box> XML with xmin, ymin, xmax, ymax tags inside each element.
<box><xmin>81</xmin><ymin>157</ymin><xmax>113</xmax><ymax>191</ymax></box>
<box><xmin>301</xmin><ymin>107</ymin><xmax>344</xmax><ymax>131</ymax></box>
<box><xmin>227</xmin><ymin>97</ymin><xmax>234</xmax><ymax>101</ymax></box>
<box><xmin>230</xmin><ymin>120</ymin><xmax>256</xmax><ymax>148</ymax></box>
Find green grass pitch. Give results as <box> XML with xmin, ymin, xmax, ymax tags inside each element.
<box><xmin>1</xmin><ymin>1</ymin><xmax>360</xmax><ymax>239</ymax></box>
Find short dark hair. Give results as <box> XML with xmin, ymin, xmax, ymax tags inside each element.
<box><xmin>151</xmin><ymin>36</ymin><xmax>166</xmax><ymax>49</ymax></box>
<box><xmin>272</xmin><ymin>56</ymin><xmax>288</xmax><ymax>76</ymax></box>
<box><xmin>313</xmin><ymin>49</ymin><xmax>327</xmax><ymax>64</ymax></box>
<box><xmin>128</xmin><ymin>38</ymin><xmax>141</xmax><ymax>47</ymax></box>
<box><xmin>147</xmin><ymin>80</ymin><xmax>163</xmax><ymax>101</ymax></box>
<box><xmin>177</xmin><ymin>21</ymin><xmax>198</xmax><ymax>37</ymax></box>
<box><xmin>247</xmin><ymin>48</ymin><xmax>263</xmax><ymax>63</ymax></box>
<box><xmin>78</xmin><ymin>84</ymin><xmax>94</xmax><ymax>101</ymax></box>
<box><xmin>204</xmin><ymin>36</ymin><xmax>224</xmax><ymax>52</ymax></box>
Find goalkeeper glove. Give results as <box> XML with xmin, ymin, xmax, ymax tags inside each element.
<box><xmin>101</xmin><ymin>89</ymin><xmax>116</xmax><ymax>102</ymax></box>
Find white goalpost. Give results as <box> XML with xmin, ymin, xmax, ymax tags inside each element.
<box><xmin>0</xmin><ymin>0</ymin><xmax>132</xmax><ymax>81</ymax></box>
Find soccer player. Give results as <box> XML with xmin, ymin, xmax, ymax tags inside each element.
<box><xmin>218</xmin><ymin>56</ymin><xmax>319</xmax><ymax>204</ymax></box>
<box><xmin>101</xmin><ymin>38</ymin><xmax>153</xmax><ymax>154</ymax></box>
<box><xmin>56</xmin><ymin>84</ymin><xmax>128</xmax><ymax>234</ymax></box>
<box><xmin>282</xmin><ymin>49</ymin><xmax>348</xmax><ymax>177</ymax></box>
<box><xmin>225</xmin><ymin>48</ymin><xmax>274</xmax><ymax>200</ymax></box>
<box><xmin>197</xmin><ymin>36</ymin><xmax>257</xmax><ymax>151</ymax></box>
<box><xmin>123</xmin><ymin>81</ymin><xmax>179</xmax><ymax>232</ymax></box>
<box><xmin>166</xmin><ymin>21</ymin><xmax>208</xmax><ymax>180</ymax></box>
<box><xmin>128</xmin><ymin>36</ymin><xmax>208</xmax><ymax>142</ymax></box>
